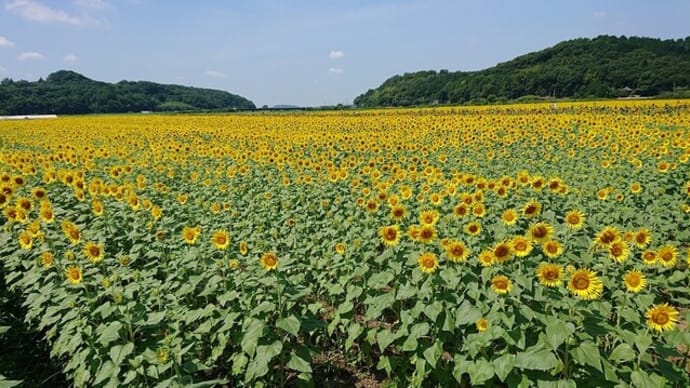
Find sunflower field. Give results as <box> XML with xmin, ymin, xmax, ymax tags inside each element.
<box><xmin>1</xmin><ymin>100</ymin><xmax>690</xmax><ymax>387</ymax></box>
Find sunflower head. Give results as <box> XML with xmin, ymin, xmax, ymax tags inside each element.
<box><xmin>418</xmin><ymin>252</ymin><xmax>439</xmax><ymax>273</ymax></box>
<box><xmin>536</xmin><ymin>263</ymin><xmax>563</xmax><ymax>287</ymax></box>
<box><xmin>475</xmin><ymin>318</ymin><xmax>489</xmax><ymax>332</ymax></box>
<box><xmin>645</xmin><ymin>304</ymin><xmax>679</xmax><ymax>332</ymax></box>
<box><xmin>260</xmin><ymin>252</ymin><xmax>279</xmax><ymax>271</ymax></box>
<box><xmin>445</xmin><ymin>240</ymin><xmax>469</xmax><ymax>263</ymax></box>
<box><xmin>379</xmin><ymin>224</ymin><xmax>401</xmax><ymax>247</ymax></box>
<box><xmin>623</xmin><ymin>270</ymin><xmax>646</xmax><ymax>293</ymax></box>
<box><xmin>567</xmin><ymin>269</ymin><xmax>603</xmax><ymax>300</ymax></box>
<box><xmin>491</xmin><ymin>275</ymin><xmax>512</xmax><ymax>294</ymax></box>
<box><xmin>564</xmin><ymin>210</ymin><xmax>585</xmax><ymax>229</ymax></box>
<box><xmin>211</xmin><ymin>230</ymin><xmax>230</xmax><ymax>250</ymax></box>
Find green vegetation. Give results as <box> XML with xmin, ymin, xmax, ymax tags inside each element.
<box><xmin>354</xmin><ymin>35</ymin><xmax>690</xmax><ymax>107</ymax></box>
<box><xmin>0</xmin><ymin>70</ymin><xmax>255</xmax><ymax>115</ymax></box>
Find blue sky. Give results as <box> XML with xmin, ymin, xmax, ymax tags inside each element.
<box><xmin>1</xmin><ymin>1</ymin><xmax>689</xmax><ymax>107</ymax></box>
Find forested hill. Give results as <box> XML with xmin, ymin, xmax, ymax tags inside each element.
<box><xmin>354</xmin><ymin>35</ymin><xmax>690</xmax><ymax>107</ymax></box>
<box><xmin>0</xmin><ymin>70</ymin><xmax>255</xmax><ymax>114</ymax></box>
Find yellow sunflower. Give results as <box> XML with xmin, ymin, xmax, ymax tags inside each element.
<box><xmin>389</xmin><ymin>204</ymin><xmax>407</xmax><ymax>221</ymax></box>
<box><xmin>453</xmin><ymin>203</ymin><xmax>469</xmax><ymax>218</ymax></box>
<box><xmin>542</xmin><ymin>240</ymin><xmax>564</xmax><ymax>259</ymax></box>
<box><xmin>418</xmin><ymin>225</ymin><xmax>437</xmax><ymax>244</ymax></box>
<box><xmin>564</xmin><ymin>210</ymin><xmax>585</xmax><ymax>230</ymax></box>
<box><xmin>528</xmin><ymin>222</ymin><xmax>554</xmax><ymax>243</ymax></box>
<box><xmin>40</xmin><ymin>251</ymin><xmax>54</xmax><ymax>268</ymax></box>
<box><xmin>645</xmin><ymin>304</ymin><xmax>679</xmax><ymax>332</ymax></box>
<box><xmin>492</xmin><ymin>240</ymin><xmax>513</xmax><ymax>264</ymax></box>
<box><xmin>491</xmin><ymin>275</ymin><xmax>512</xmax><ymax>294</ymax></box>
<box><xmin>511</xmin><ymin>235</ymin><xmax>533</xmax><ymax>257</ymax></box>
<box><xmin>211</xmin><ymin>230</ymin><xmax>230</xmax><ymax>250</ymax></box>
<box><xmin>594</xmin><ymin>226</ymin><xmax>619</xmax><ymax>248</ymax></box>
<box><xmin>260</xmin><ymin>251</ymin><xmax>279</xmax><ymax>271</ymax></box>
<box><xmin>18</xmin><ymin>230</ymin><xmax>33</xmax><ymax>250</ymax></box>
<box><xmin>379</xmin><ymin>224</ymin><xmax>401</xmax><ymax>247</ymax></box>
<box><xmin>623</xmin><ymin>270</ymin><xmax>646</xmax><ymax>293</ymax></box>
<box><xmin>633</xmin><ymin>228</ymin><xmax>651</xmax><ymax>249</ymax></box>
<box><xmin>522</xmin><ymin>200</ymin><xmax>541</xmax><ymax>218</ymax></box>
<box><xmin>641</xmin><ymin>250</ymin><xmax>657</xmax><ymax>266</ymax></box>
<box><xmin>61</xmin><ymin>220</ymin><xmax>81</xmax><ymax>245</ymax></box>
<box><xmin>501</xmin><ymin>209</ymin><xmax>518</xmax><ymax>226</ymax></box>
<box><xmin>445</xmin><ymin>240</ymin><xmax>470</xmax><ymax>263</ymax></box>
<box><xmin>657</xmin><ymin>244</ymin><xmax>678</xmax><ymax>267</ymax></box>
<box><xmin>608</xmin><ymin>239</ymin><xmax>630</xmax><ymax>263</ymax></box>
<box><xmin>478</xmin><ymin>250</ymin><xmax>494</xmax><ymax>267</ymax></box>
<box><xmin>419</xmin><ymin>209</ymin><xmax>440</xmax><ymax>226</ymax></box>
<box><xmin>418</xmin><ymin>252</ymin><xmax>439</xmax><ymax>273</ymax></box>
<box><xmin>536</xmin><ymin>263</ymin><xmax>563</xmax><ymax>287</ymax></box>
<box><xmin>83</xmin><ymin>242</ymin><xmax>104</xmax><ymax>263</ymax></box>
<box><xmin>181</xmin><ymin>226</ymin><xmax>201</xmax><ymax>245</ymax></box>
<box><xmin>567</xmin><ymin>269</ymin><xmax>603</xmax><ymax>300</ymax></box>
<box><xmin>475</xmin><ymin>318</ymin><xmax>489</xmax><ymax>332</ymax></box>
<box><xmin>464</xmin><ymin>221</ymin><xmax>481</xmax><ymax>237</ymax></box>
<box><xmin>335</xmin><ymin>242</ymin><xmax>346</xmax><ymax>254</ymax></box>
<box><xmin>65</xmin><ymin>265</ymin><xmax>83</xmax><ymax>285</ymax></box>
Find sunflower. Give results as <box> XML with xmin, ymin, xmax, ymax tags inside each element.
<box><xmin>542</xmin><ymin>240</ymin><xmax>564</xmax><ymax>259</ymax></box>
<box><xmin>211</xmin><ymin>230</ymin><xmax>230</xmax><ymax>250</ymax></box>
<box><xmin>564</xmin><ymin>210</ymin><xmax>585</xmax><ymax>229</ymax></box>
<box><xmin>472</xmin><ymin>203</ymin><xmax>486</xmax><ymax>218</ymax></box>
<box><xmin>536</xmin><ymin>263</ymin><xmax>563</xmax><ymax>287</ymax></box>
<box><xmin>151</xmin><ymin>205</ymin><xmax>162</xmax><ymax>220</ymax></box>
<box><xmin>181</xmin><ymin>226</ymin><xmax>201</xmax><ymax>245</ymax></box>
<box><xmin>623</xmin><ymin>270</ymin><xmax>646</xmax><ymax>293</ymax></box>
<box><xmin>641</xmin><ymin>250</ymin><xmax>657</xmax><ymax>266</ymax></box>
<box><xmin>40</xmin><ymin>251</ymin><xmax>54</xmax><ymax>268</ymax></box>
<box><xmin>567</xmin><ymin>269</ymin><xmax>603</xmax><ymax>300</ymax></box>
<box><xmin>608</xmin><ymin>239</ymin><xmax>630</xmax><ymax>263</ymax></box>
<box><xmin>511</xmin><ymin>236</ymin><xmax>533</xmax><ymax>257</ymax></box>
<box><xmin>380</xmin><ymin>225</ymin><xmax>401</xmax><ymax>246</ymax></box>
<box><xmin>418</xmin><ymin>225</ymin><xmax>437</xmax><ymax>244</ymax></box>
<box><xmin>260</xmin><ymin>251</ymin><xmax>279</xmax><ymax>271</ymax></box>
<box><xmin>464</xmin><ymin>221</ymin><xmax>481</xmax><ymax>237</ymax></box>
<box><xmin>418</xmin><ymin>252</ymin><xmax>439</xmax><ymax>273</ymax></box>
<box><xmin>528</xmin><ymin>222</ymin><xmax>554</xmax><ymax>243</ymax></box>
<box><xmin>478</xmin><ymin>250</ymin><xmax>494</xmax><ymax>267</ymax></box>
<box><xmin>453</xmin><ymin>203</ymin><xmax>469</xmax><ymax>218</ymax></box>
<box><xmin>645</xmin><ymin>304</ymin><xmax>679</xmax><ymax>332</ymax></box>
<box><xmin>365</xmin><ymin>199</ymin><xmax>379</xmax><ymax>213</ymax></box>
<box><xmin>335</xmin><ymin>242</ymin><xmax>346</xmax><ymax>254</ymax></box>
<box><xmin>522</xmin><ymin>200</ymin><xmax>541</xmax><ymax>218</ymax></box>
<box><xmin>92</xmin><ymin>200</ymin><xmax>104</xmax><ymax>216</ymax></box>
<box><xmin>630</xmin><ymin>182</ymin><xmax>642</xmax><ymax>194</ymax></box>
<box><xmin>633</xmin><ymin>228</ymin><xmax>651</xmax><ymax>249</ymax></box>
<box><xmin>16</xmin><ymin>197</ymin><xmax>33</xmax><ymax>212</ymax></box>
<box><xmin>491</xmin><ymin>275</ymin><xmax>512</xmax><ymax>294</ymax></box>
<box><xmin>239</xmin><ymin>241</ymin><xmax>249</xmax><ymax>255</ymax></box>
<box><xmin>475</xmin><ymin>318</ymin><xmax>489</xmax><ymax>332</ymax></box>
<box><xmin>389</xmin><ymin>204</ymin><xmax>407</xmax><ymax>221</ymax></box>
<box><xmin>445</xmin><ymin>240</ymin><xmax>470</xmax><ymax>263</ymax></box>
<box><xmin>18</xmin><ymin>231</ymin><xmax>33</xmax><ymax>250</ymax></box>
<box><xmin>61</xmin><ymin>220</ymin><xmax>81</xmax><ymax>245</ymax></box>
<box><xmin>65</xmin><ymin>265</ymin><xmax>83</xmax><ymax>285</ymax></box>
<box><xmin>492</xmin><ymin>241</ymin><xmax>513</xmax><ymax>263</ymax></box>
<box><xmin>594</xmin><ymin>226</ymin><xmax>619</xmax><ymax>248</ymax></box>
<box><xmin>419</xmin><ymin>209</ymin><xmax>440</xmax><ymax>225</ymax></box>
<box><xmin>684</xmin><ymin>180</ymin><xmax>690</xmax><ymax>197</ymax></box>
<box><xmin>83</xmin><ymin>242</ymin><xmax>104</xmax><ymax>263</ymax></box>
<box><xmin>657</xmin><ymin>244</ymin><xmax>678</xmax><ymax>267</ymax></box>
<box><xmin>501</xmin><ymin>209</ymin><xmax>518</xmax><ymax>226</ymax></box>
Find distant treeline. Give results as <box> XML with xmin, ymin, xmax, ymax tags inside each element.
<box><xmin>0</xmin><ymin>70</ymin><xmax>255</xmax><ymax>115</ymax></box>
<box><xmin>354</xmin><ymin>35</ymin><xmax>690</xmax><ymax>107</ymax></box>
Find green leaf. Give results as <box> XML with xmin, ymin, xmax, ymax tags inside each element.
<box><xmin>609</xmin><ymin>343</ymin><xmax>635</xmax><ymax>362</ymax></box>
<box><xmin>367</xmin><ymin>271</ymin><xmax>394</xmax><ymax>289</ymax></box>
<box><xmin>455</xmin><ymin>300</ymin><xmax>482</xmax><ymax>326</ymax></box>
<box><xmin>93</xmin><ymin>360</ymin><xmax>117</xmax><ymax>385</ymax></box>
<box><xmin>631</xmin><ymin>370</ymin><xmax>665</xmax><ymax>388</ymax></box>
<box><xmin>423</xmin><ymin>301</ymin><xmax>443</xmax><ymax>322</ymax></box>
<box><xmin>544</xmin><ymin>320</ymin><xmax>575</xmax><ymax>351</ymax></box>
<box><xmin>0</xmin><ymin>326</ymin><xmax>9</xmax><ymax>335</ymax></box>
<box><xmin>276</xmin><ymin>315</ymin><xmax>301</xmax><ymax>336</ymax></box>
<box><xmin>0</xmin><ymin>375</ymin><xmax>22</xmax><ymax>388</ymax></box>
<box><xmin>287</xmin><ymin>352</ymin><xmax>312</xmax><ymax>373</ymax></box>
<box><xmin>109</xmin><ymin>343</ymin><xmax>134</xmax><ymax>366</ymax></box>
<box><xmin>467</xmin><ymin>359</ymin><xmax>494</xmax><ymax>385</ymax></box>
<box><xmin>345</xmin><ymin>323</ymin><xmax>363</xmax><ymax>351</ymax></box>
<box><xmin>146</xmin><ymin>311</ymin><xmax>166</xmax><ymax>325</ymax></box>
<box><xmin>634</xmin><ymin>332</ymin><xmax>653</xmax><ymax>354</ymax></box>
<box><xmin>241</xmin><ymin>320</ymin><xmax>265</xmax><ymax>357</ymax></box>
<box><xmin>514</xmin><ymin>347</ymin><xmax>560</xmax><ymax>371</ymax></box>
<box><xmin>97</xmin><ymin>321</ymin><xmax>123</xmax><ymax>347</ymax></box>
<box><xmin>377</xmin><ymin>329</ymin><xmax>402</xmax><ymax>352</ymax></box>
<box><xmin>570</xmin><ymin>340</ymin><xmax>602</xmax><ymax>372</ymax></box>
<box><xmin>493</xmin><ymin>353</ymin><xmax>515</xmax><ymax>382</ymax></box>
<box><xmin>247</xmin><ymin>341</ymin><xmax>283</xmax><ymax>380</ymax></box>
<box><xmin>396</xmin><ymin>283</ymin><xmax>417</xmax><ymax>300</ymax></box>
<box><xmin>422</xmin><ymin>340</ymin><xmax>443</xmax><ymax>367</ymax></box>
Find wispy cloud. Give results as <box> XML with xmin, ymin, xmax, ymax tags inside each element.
<box><xmin>593</xmin><ymin>10</ymin><xmax>606</xmax><ymax>18</ymax></box>
<box><xmin>64</xmin><ymin>53</ymin><xmax>78</xmax><ymax>62</ymax></box>
<box><xmin>205</xmin><ymin>70</ymin><xmax>227</xmax><ymax>79</ymax></box>
<box><xmin>328</xmin><ymin>67</ymin><xmax>344</xmax><ymax>75</ymax></box>
<box><xmin>329</xmin><ymin>50</ymin><xmax>344</xmax><ymax>59</ymax></box>
<box><xmin>6</xmin><ymin>0</ymin><xmax>81</xmax><ymax>24</ymax></box>
<box><xmin>74</xmin><ymin>0</ymin><xmax>110</xmax><ymax>10</ymax></box>
<box><xmin>18</xmin><ymin>51</ymin><xmax>44</xmax><ymax>61</ymax></box>
<box><xmin>6</xmin><ymin>0</ymin><xmax>109</xmax><ymax>26</ymax></box>
<box><xmin>0</xmin><ymin>36</ymin><xmax>15</xmax><ymax>48</ymax></box>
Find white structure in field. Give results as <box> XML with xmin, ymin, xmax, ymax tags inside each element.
<box><xmin>0</xmin><ymin>115</ymin><xmax>58</xmax><ymax>120</ymax></box>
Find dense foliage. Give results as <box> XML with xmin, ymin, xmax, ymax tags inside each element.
<box><xmin>0</xmin><ymin>70</ymin><xmax>255</xmax><ymax>115</ymax></box>
<box><xmin>1</xmin><ymin>101</ymin><xmax>690</xmax><ymax>387</ymax></box>
<box><xmin>354</xmin><ymin>35</ymin><xmax>690</xmax><ymax>107</ymax></box>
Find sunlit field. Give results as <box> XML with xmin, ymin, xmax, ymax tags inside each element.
<box><xmin>1</xmin><ymin>100</ymin><xmax>690</xmax><ymax>387</ymax></box>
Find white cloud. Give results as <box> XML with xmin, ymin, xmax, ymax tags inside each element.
<box><xmin>18</xmin><ymin>51</ymin><xmax>44</xmax><ymax>61</ymax></box>
<box><xmin>0</xmin><ymin>36</ymin><xmax>15</xmax><ymax>47</ymax></box>
<box><xmin>6</xmin><ymin>0</ymin><xmax>82</xmax><ymax>24</ymax></box>
<box><xmin>64</xmin><ymin>53</ymin><xmax>78</xmax><ymax>62</ymax></box>
<box><xmin>593</xmin><ymin>10</ymin><xmax>606</xmax><ymax>18</ymax></box>
<box><xmin>328</xmin><ymin>67</ymin><xmax>344</xmax><ymax>75</ymax></box>
<box><xmin>205</xmin><ymin>70</ymin><xmax>227</xmax><ymax>79</ymax></box>
<box><xmin>74</xmin><ymin>0</ymin><xmax>110</xmax><ymax>10</ymax></box>
<box><xmin>329</xmin><ymin>50</ymin><xmax>344</xmax><ymax>59</ymax></box>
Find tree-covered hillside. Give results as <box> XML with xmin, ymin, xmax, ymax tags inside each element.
<box><xmin>354</xmin><ymin>35</ymin><xmax>690</xmax><ymax>107</ymax></box>
<box><xmin>0</xmin><ymin>70</ymin><xmax>255</xmax><ymax>114</ymax></box>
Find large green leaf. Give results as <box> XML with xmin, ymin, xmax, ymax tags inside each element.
<box><xmin>109</xmin><ymin>342</ymin><xmax>134</xmax><ymax>366</ymax></box>
<box><xmin>276</xmin><ymin>315</ymin><xmax>301</xmax><ymax>336</ymax></box>
<box><xmin>544</xmin><ymin>319</ymin><xmax>575</xmax><ymax>350</ymax></box>
<box><xmin>609</xmin><ymin>343</ymin><xmax>635</xmax><ymax>362</ymax></box>
<box><xmin>570</xmin><ymin>340</ymin><xmax>602</xmax><ymax>372</ymax></box>
<box><xmin>514</xmin><ymin>347</ymin><xmax>560</xmax><ymax>371</ymax></box>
